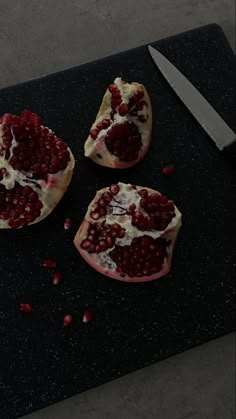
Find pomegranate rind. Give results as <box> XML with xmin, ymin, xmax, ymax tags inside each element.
<box><xmin>74</xmin><ymin>183</ymin><xmax>182</xmax><ymax>283</ymax></box>
<box><xmin>84</xmin><ymin>81</ymin><xmax>152</xmax><ymax>168</ymax></box>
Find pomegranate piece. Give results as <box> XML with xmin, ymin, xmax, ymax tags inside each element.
<box><xmin>74</xmin><ymin>182</ymin><xmax>182</xmax><ymax>283</ymax></box>
<box><xmin>0</xmin><ymin>110</ymin><xmax>75</xmax><ymax>228</ymax></box>
<box><xmin>84</xmin><ymin>78</ymin><xmax>152</xmax><ymax>169</ymax></box>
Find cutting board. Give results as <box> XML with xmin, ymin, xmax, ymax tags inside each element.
<box><xmin>0</xmin><ymin>24</ymin><xmax>235</xmax><ymax>418</ymax></box>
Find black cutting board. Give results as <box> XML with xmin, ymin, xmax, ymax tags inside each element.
<box><xmin>0</xmin><ymin>24</ymin><xmax>235</xmax><ymax>418</ymax></box>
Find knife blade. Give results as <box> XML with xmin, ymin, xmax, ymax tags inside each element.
<box><xmin>148</xmin><ymin>45</ymin><xmax>236</xmax><ymax>165</ymax></box>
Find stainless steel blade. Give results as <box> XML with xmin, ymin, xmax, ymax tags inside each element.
<box><xmin>148</xmin><ymin>46</ymin><xmax>236</xmax><ymax>150</ymax></box>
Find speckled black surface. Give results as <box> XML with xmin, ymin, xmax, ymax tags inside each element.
<box><xmin>0</xmin><ymin>24</ymin><xmax>235</xmax><ymax>419</ymax></box>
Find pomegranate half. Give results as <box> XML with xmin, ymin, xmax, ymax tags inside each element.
<box><xmin>0</xmin><ymin>110</ymin><xmax>75</xmax><ymax>228</ymax></box>
<box><xmin>84</xmin><ymin>78</ymin><xmax>152</xmax><ymax>168</ymax></box>
<box><xmin>74</xmin><ymin>183</ymin><xmax>182</xmax><ymax>283</ymax></box>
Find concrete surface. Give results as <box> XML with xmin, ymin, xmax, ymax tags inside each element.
<box><xmin>0</xmin><ymin>1</ymin><xmax>235</xmax><ymax>418</ymax></box>
<box><xmin>25</xmin><ymin>333</ymin><xmax>236</xmax><ymax>419</ymax></box>
<box><xmin>0</xmin><ymin>0</ymin><xmax>235</xmax><ymax>89</ymax></box>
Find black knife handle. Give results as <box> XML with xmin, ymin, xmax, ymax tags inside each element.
<box><xmin>222</xmin><ymin>141</ymin><xmax>236</xmax><ymax>168</ymax></box>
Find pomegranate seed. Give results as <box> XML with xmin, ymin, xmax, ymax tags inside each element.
<box><xmin>136</xmin><ymin>90</ymin><xmax>144</xmax><ymax>100</ymax></box>
<box><xmin>43</xmin><ymin>259</ymin><xmax>56</xmax><ymax>269</ymax></box>
<box><xmin>101</xmin><ymin>119</ymin><xmax>110</xmax><ymax>129</ymax></box>
<box><xmin>28</xmin><ymin>192</ymin><xmax>38</xmax><ymax>202</ymax></box>
<box><xmin>63</xmin><ymin>314</ymin><xmax>72</xmax><ymax>327</ymax></box>
<box><xmin>136</xmin><ymin>100</ymin><xmax>147</xmax><ymax>111</ymax></box>
<box><xmin>108</xmin><ymin>84</ymin><xmax>118</xmax><ymax>93</ymax></box>
<box><xmin>20</xmin><ymin>303</ymin><xmax>32</xmax><ymax>313</ymax></box>
<box><xmin>110</xmin><ymin>184</ymin><xmax>120</xmax><ymax>195</ymax></box>
<box><xmin>82</xmin><ymin>310</ymin><xmax>93</xmax><ymax>323</ymax></box>
<box><xmin>25</xmin><ymin>203</ymin><xmax>35</xmax><ymax>214</ymax></box>
<box><xmin>138</xmin><ymin>189</ymin><xmax>148</xmax><ymax>198</ymax></box>
<box><xmin>159</xmin><ymin>195</ymin><xmax>168</xmax><ymax>205</ymax></box>
<box><xmin>119</xmin><ymin>103</ymin><xmax>129</xmax><ymax>116</ymax></box>
<box><xmin>162</xmin><ymin>164</ymin><xmax>175</xmax><ymax>175</ymax></box>
<box><xmin>128</xmin><ymin>203</ymin><xmax>136</xmax><ymax>213</ymax></box>
<box><xmin>52</xmin><ymin>272</ymin><xmax>62</xmax><ymax>285</ymax></box>
<box><xmin>90</xmin><ymin>129</ymin><xmax>99</xmax><ymax>140</ymax></box>
<box><xmin>90</xmin><ymin>211</ymin><xmax>100</xmax><ymax>220</ymax></box>
<box><xmin>64</xmin><ymin>218</ymin><xmax>72</xmax><ymax>230</ymax></box>
<box><xmin>103</xmin><ymin>192</ymin><xmax>112</xmax><ymax>202</ymax></box>
<box><xmin>3</xmin><ymin>113</ymin><xmax>12</xmax><ymax>124</ymax></box>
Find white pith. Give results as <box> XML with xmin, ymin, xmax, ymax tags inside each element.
<box><xmin>77</xmin><ymin>182</ymin><xmax>182</xmax><ymax>273</ymax></box>
<box><xmin>0</xmin><ymin>121</ymin><xmax>75</xmax><ymax>229</ymax></box>
<box><xmin>84</xmin><ymin>78</ymin><xmax>150</xmax><ymax>163</ymax></box>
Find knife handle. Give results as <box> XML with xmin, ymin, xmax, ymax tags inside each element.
<box><xmin>223</xmin><ymin>141</ymin><xmax>236</xmax><ymax>168</ymax></box>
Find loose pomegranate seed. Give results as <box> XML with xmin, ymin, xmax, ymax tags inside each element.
<box><xmin>162</xmin><ymin>164</ymin><xmax>175</xmax><ymax>175</ymax></box>
<box><xmin>63</xmin><ymin>314</ymin><xmax>72</xmax><ymax>327</ymax></box>
<box><xmin>43</xmin><ymin>259</ymin><xmax>56</xmax><ymax>269</ymax></box>
<box><xmin>64</xmin><ymin>218</ymin><xmax>72</xmax><ymax>230</ymax></box>
<box><xmin>82</xmin><ymin>310</ymin><xmax>93</xmax><ymax>323</ymax></box>
<box><xmin>20</xmin><ymin>303</ymin><xmax>32</xmax><ymax>313</ymax></box>
<box><xmin>52</xmin><ymin>272</ymin><xmax>62</xmax><ymax>285</ymax></box>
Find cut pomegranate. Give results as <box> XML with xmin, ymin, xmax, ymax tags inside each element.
<box><xmin>84</xmin><ymin>78</ymin><xmax>152</xmax><ymax>168</ymax></box>
<box><xmin>0</xmin><ymin>110</ymin><xmax>75</xmax><ymax>228</ymax></box>
<box><xmin>74</xmin><ymin>182</ymin><xmax>182</xmax><ymax>283</ymax></box>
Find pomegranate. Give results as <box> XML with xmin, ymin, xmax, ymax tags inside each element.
<box><xmin>74</xmin><ymin>182</ymin><xmax>182</xmax><ymax>283</ymax></box>
<box><xmin>84</xmin><ymin>78</ymin><xmax>152</xmax><ymax>168</ymax></box>
<box><xmin>0</xmin><ymin>110</ymin><xmax>75</xmax><ymax>228</ymax></box>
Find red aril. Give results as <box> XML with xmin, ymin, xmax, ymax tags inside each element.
<box><xmin>84</xmin><ymin>78</ymin><xmax>152</xmax><ymax>168</ymax></box>
<box><xmin>74</xmin><ymin>182</ymin><xmax>182</xmax><ymax>283</ymax></box>
<box><xmin>0</xmin><ymin>110</ymin><xmax>75</xmax><ymax>228</ymax></box>
<box><xmin>20</xmin><ymin>303</ymin><xmax>32</xmax><ymax>312</ymax></box>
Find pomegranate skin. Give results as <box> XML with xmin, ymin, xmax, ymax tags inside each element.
<box><xmin>74</xmin><ymin>183</ymin><xmax>182</xmax><ymax>283</ymax></box>
<box><xmin>84</xmin><ymin>79</ymin><xmax>152</xmax><ymax>169</ymax></box>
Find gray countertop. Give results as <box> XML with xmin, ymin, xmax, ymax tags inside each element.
<box><xmin>0</xmin><ymin>1</ymin><xmax>235</xmax><ymax>418</ymax></box>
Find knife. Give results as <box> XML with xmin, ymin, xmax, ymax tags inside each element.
<box><xmin>148</xmin><ymin>45</ymin><xmax>236</xmax><ymax>166</ymax></box>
